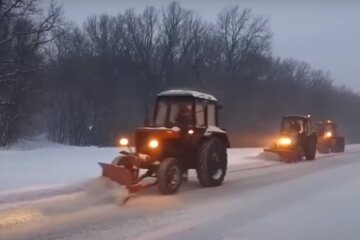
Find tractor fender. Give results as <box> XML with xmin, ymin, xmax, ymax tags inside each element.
<box><xmin>202</xmin><ymin>127</ymin><xmax>230</xmax><ymax>148</ymax></box>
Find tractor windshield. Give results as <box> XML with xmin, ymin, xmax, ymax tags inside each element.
<box><xmin>153</xmin><ymin>97</ymin><xmax>193</xmax><ymax>128</ymax></box>
<box><xmin>282</xmin><ymin>118</ymin><xmax>305</xmax><ymax>133</ymax></box>
<box><xmin>317</xmin><ymin>123</ymin><xmax>336</xmax><ymax>133</ymax></box>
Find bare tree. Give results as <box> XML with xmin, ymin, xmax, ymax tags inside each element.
<box><xmin>0</xmin><ymin>0</ymin><xmax>62</xmax><ymax>146</ymax></box>
<box><xmin>217</xmin><ymin>6</ymin><xmax>271</xmax><ymax>73</ymax></box>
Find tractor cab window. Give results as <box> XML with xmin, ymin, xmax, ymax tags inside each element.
<box><xmin>172</xmin><ymin>103</ymin><xmax>192</xmax><ymax>129</ymax></box>
<box><xmin>154</xmin><ymin>98</ymin><xmax>193</xmax><ymax>128</ymax></box>
<box><xmin>324</xmin><ymin>124</ymin><xmax>334</xmax><ymax>131</ymax></box>
<box><xmin>154</xmin><ymin>101</ymin><xmax>167</xmax><ymax>127</ymax></box>
<box><xmin>282</xmin><ymin>119</ymin><xmax>305</xmax><ymax>133</ymax></box>
<box><xmin>207</xmin><ymin>103</ymin><xmax>216</xmax><ymax>126</ymax></box>
<box><xmin>318</xmin><ymin>124</ymin><xmax>336</xmax><ymax>134</ymax></box>
<box><xmin>195</xmin><ymin>101</ymin><xmax>205</xmax><ymax>127</ymax></box>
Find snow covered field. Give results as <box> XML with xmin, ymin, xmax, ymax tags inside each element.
<box><xmin>1</xmin><ymin>141</ymin><xmax>360</xmax><ymax>240</ymax></box>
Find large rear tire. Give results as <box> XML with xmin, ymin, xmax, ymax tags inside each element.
<box><xmin>338</xmin><ymin>137</ymin><xmax>345</xmax><ymax>152</ymax></box>
<box><xmin>332</xmin><ymin>137</ymin><xmax>345</xmax><ymax>153</ymax></box>
<box><xmin>157</xmin><ymin>158</ymin><xmax>182</xmax><ymax>195</ymax></box>
<box><xmin>197</xmin><ymin>138</ymin><xmax>227</xmax><ymax>187</ymax></box>
<box><xmin>305</xmin><ymin>138</ymin><xmax>316</xmax><ymax>160</ymax></box>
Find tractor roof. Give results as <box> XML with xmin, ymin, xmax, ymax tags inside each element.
<box><xmin>158</xmin><ymin>89</ymin><xmax>217</xmax><ymax>101</ymax></box>
<box><xmin>317</xmin><ymin>120</ymin><xmax>336</xmax><ymax>125</ymax></box>
<box><xmin>283</xmin><ymin>114</ymin><xmax>310</xmax><ymax>120</ymax></box>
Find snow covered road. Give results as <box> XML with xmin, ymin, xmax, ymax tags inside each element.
<box><xmin>1</xmin><ymin>144</ymin><xmax>360</xmax><ymax>240</ymax></box>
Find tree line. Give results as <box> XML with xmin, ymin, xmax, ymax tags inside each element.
<box><xmin>1</xmin><ymin>0</ymin><xmax>359</xmax><ymax>147</ymax></box>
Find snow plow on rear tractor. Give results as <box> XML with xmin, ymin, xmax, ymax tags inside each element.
<box><xmin>99</xmin><ymin>90</ymin><xmax>230</xmax><ymax>197</ymax></box>
<box><xmin>264</xmin><ymin>115</ymin><xmax>317</xmax><ymax>163</ymax></box>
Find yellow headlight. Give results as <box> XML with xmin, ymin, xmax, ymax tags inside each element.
<box><xmin>278</xmin><ymin>137</ymin><xmax>292</xmax><ymax>145</ymax></box>
<box><xmin>325</xmin><ymin>131</ymin><xmax>332</xmax><ymax>138</ymax></box>
<box><xmin>119</xmin><ymin>138</ymin><xmax>129</xmax><ymax>146</ymax></box>
<box><xmin>148</xmin><ymin>139</ymin><xmax>159</xmax><ymax>149</ymax></box>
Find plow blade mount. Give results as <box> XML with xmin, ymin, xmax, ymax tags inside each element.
<box><xmin>264</xmin><ymin>148</ymin><xmax>299</xmax><ymax>162</ymax></box>
<box><xmin>98</xmin><ymin>162</ymin><xmax>133</xmax><ymax>186</ymax></box>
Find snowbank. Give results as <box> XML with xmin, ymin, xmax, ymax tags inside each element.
<box><xmin>0</xmin><ymin>145</ymin><xmax>120</xmax><ymax>191</ymax></box>
<box><xmin>0</xmin><ymin>141</ymin><xmax>266</xmax><ymax>192</ymax></box>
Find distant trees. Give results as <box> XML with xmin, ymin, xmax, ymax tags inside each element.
<box><xmin>0</xmin><ymin>0</ymin><xmax>61</xmax><ymax>146</ymax></box>
<box><xmin>1</xmin><ymin>1</ymin><xmax>360</xmax><ymax>147</ymax></box>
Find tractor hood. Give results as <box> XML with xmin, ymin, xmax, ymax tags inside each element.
<box><xmin>134</xmin><ymin>126</ymin><xmax>182</xmax><ymax>154</ymax></box>
<box><xmin>136</xmin><ymin>126</ymin><xmax>182</xmax><ymax>138</ymax></box>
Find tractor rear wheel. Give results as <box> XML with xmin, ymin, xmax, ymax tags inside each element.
<box><xmin>157</xmin><ymin>158</ymin><xmax>182</xmax><ymax>194</ymax></box>
<box><xmin>197</xmin><ymin>138</ymin><xmax>227</xmax><ymax>187</ymax></box>
<box><xmin>305</xmin><ymin>138</ymin><xmax>316</xmax><ymax>160</ymax></box>
<box><xmin>332</xmin><ymin>137</ymin><xmax>345</xmax><ymax>153</ymax></box>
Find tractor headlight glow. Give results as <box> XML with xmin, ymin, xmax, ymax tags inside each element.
<box><xmin>278</xmin><ymin>137</ymin><xmax>292</xmax><ymax>145</ymax></box>
<box><xmin>325</xmin><ymin>131</ymin><xmax>333</xmax><ymax>138</ymax></box>
<box><xmin>119</xmin><ymin>138</ymin><xmax>129</xmax><ymax>146</ymax></box>
<box><xmin>148</xmin><ymin>139</ymin><xmax>159</xmax><ymax>149</ymax></box>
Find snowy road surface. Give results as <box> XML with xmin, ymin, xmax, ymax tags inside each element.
<box><xmin>1</xmin><ymin>144</ymin><xmax>360</xmax><ymax>240</ymax></box>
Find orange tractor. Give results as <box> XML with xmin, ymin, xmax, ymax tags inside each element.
<box><xmin>99</xmin><ymin>90</ymin><xmax>230</xmax><ymax>195</ymax></box>
<box><xmin>264</xmin><ymin>115</ymin><xmax>317</xmax><ymax>163</ymax></box>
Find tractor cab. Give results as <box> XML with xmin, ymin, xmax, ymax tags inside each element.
<box><xmin>152</xmin><ymin>90</ymin><xmax>220</xmax><ymax>131</ymax></box>
<box><xmin>280</xmin><ymin>115</ymin><xmax>313</xmax><ymax>136</ymax></box>
<box><xmin>316</xmin><ymin>120</ymin><xmax>338</xmax><ymax>138</ymax></box>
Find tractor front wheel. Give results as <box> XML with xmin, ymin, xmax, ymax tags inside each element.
<box><xmin>157</xmin><ymin>158</ymin><xmax>182</xmax><ymax>195</ymax></box>
<box><xmin>197</xmin><ymin>138</ymin><xmax>227</xmax><ymax>187</ymax></box>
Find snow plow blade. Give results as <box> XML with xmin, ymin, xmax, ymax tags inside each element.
<box><xmin>98</xmin><ymin>162</ymin><xmax>133</xmax><ymax>186</ymax></box>
<box><xmin>263</xmin><ymin>148</ymin><xmax>298</xmax><ymax>162</ymax></box>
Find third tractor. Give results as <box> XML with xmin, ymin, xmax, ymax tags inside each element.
<box><xmin>316</xmin><ymin>120</ymin><xmax>345</xmax><ymax>153</ymax></box>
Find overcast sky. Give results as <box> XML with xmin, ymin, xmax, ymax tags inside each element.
<box><xmin>52</xmin><ymin>0</ymin><xmax>360</xmax><ymax>91</ymax></box>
